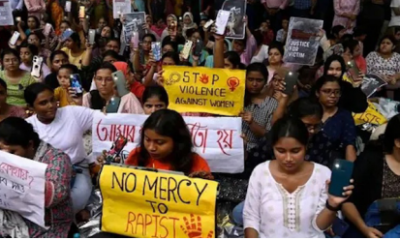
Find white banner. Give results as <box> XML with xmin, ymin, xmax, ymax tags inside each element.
<box><xmin>112</xmin><ymin>0</ymin><xmax>131</xmax><ymax>19</ymax></box>
<box><xmin>92</xmin><ymin>114</ymin><xmax>244</xmax><ymax>173</ymax></box>
<box><xmin>0</xmin><ymin>0</ymin><xmax>14</xmax><ymax>26</ymax></box>
<box><xmin>0</xmin><ymin>151</ymin><xmax>47</xmax><ymax>228</ymax></box>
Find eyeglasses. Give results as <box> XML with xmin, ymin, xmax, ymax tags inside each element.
<box><xmin>321</xmin><ymin>89</ymin><xmax>341</xmax><ymax>97</ymax></box>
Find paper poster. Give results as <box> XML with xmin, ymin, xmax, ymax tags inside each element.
<box><xmin>112</xmin><ymin>0</ymin><xmax>131</xmax><ymax>19</ymax></box>
<box><xmin>123</xmin><ymin>12</ymin><xmax>145</xmax><ymax>43</ymax></box>
<box><xmin>221</xmin><ymin>0</ymin><xmax>247</xmax><ymax>39</ymax></box>
<box><xmin>99</xmin><ymin>165</ymin><xmax>219</xmax><ymax>238</ymax></box>
<box><xmin>352</xmin><ymin>101</ymin><xmax>387</xmax><ymax>126</ymax></box>
<box><xmin>283</xmin><ymin>17</ymin><xmax>323</xmax><ymax>66</ymax></box>
<box><xmin>0</xmin><ymin>151</ymin><xmax>48</xmax><ymax>228</ymax></box>
<box><xmin>92</xmin><ymin>114</ymin><xmax>244</xmax><ymax>173</ymax></box>
<box><xmin>162</xmin><ymin>66</ymin><xmax>245</xmax><ymax>116</ymax></box>
<box><xmin>0</xmin><ymin>0</ymin><xmax>14</xmax><ymax>26</ymax></box>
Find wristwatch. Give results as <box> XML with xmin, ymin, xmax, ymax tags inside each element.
<box><xmin>326</xmin><ymin>200</ymin><xmax>341</xmax><ymax>212</ymax></box>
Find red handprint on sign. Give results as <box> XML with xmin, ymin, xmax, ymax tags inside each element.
<box><xmin>180</xmin><ymin>214</ymin><xmax>214</xmax><ymax>238</ymax></box>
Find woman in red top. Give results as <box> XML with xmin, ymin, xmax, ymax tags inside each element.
<box><xmin>125</xmin><ymin>109</ymin><xmax>212</xmax><ymax>178</ymax></box>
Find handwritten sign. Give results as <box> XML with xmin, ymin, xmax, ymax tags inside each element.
<box><xmin>123</xmin><ymin>12</ymin><xmax>145</xmax><ymax>43</ymax></box>
<box><xmin>352</xmin><ymin>101</ymin><xmax>387</xmax><ymax>126</ymax></box>
<box><xmin>112</xmin><ymin>0</ymin><xmax>131</xmax><ymax>19</ymax></box>
<box><xmin>100</xmin><ymin>165</ymin><xmax>218</xmax><ymax>238</ymax></box>
<box><xmin>0</xmin><ymin>151</ymin><xmax>47</xmax><ymax>228</ymax></box>
<box><xmin>0</xmin><ymin>0</ymin><xmax>14</xmax><ymax>26</ymax></box>
<box><xmin>92</xmin><ymin>113</ymin><xmax>244</xmax><ymax>173</ymax></box>
<box><xmin>283</xmin><ymin>17</ymin><xmax>323</xmax><ymax>66</ymax></box>
<box><xmin>163</xmin><ymin>66</ymin><xmax>245</xmax><ymax>116</ymax></box>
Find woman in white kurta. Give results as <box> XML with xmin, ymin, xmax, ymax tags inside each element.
<box><xmin>243</xmin><ymin>117</ymin><xmax>354</xmax><ymax>238</ymax></box>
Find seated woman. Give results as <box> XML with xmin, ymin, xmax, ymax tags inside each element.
<box><xmin>0</xmin><ymin>78</ymin><xmax>26</xmax><ymax>121</ymax></box>
<box><xmin>142</xmin><ymin>86</ymin><xmax>169</xmax><ymax>115</ymax></box>
<box><xmin>82</xmin><ymin>62</ymin><xmax>144</xmax><ymax>114</ymax></box>
<box><xmin>342</xmin><ymin>114</ymin><xmax>400</xmax><ymax>238</ymax></box>
<box><xmin>310</xmin><ymin>75</ymin><xmax>357</xmax><ymax>167</ymax></box>
<box><xmin>24</xmin><ymin>83</ymin><xmax>100</xmax><ymax>215</ymax></box>
<box><xmin>0</xmin><ymin>117</ymin><xmax>73</xmax><ymax>237</ymax></box>
<box><xmin>243</xmin><ymin>117</ymin><xmax>354</xmax><ymax>238</ymax></box>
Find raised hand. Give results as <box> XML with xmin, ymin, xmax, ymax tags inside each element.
<box><xmin>180</xmin><ymin>214</ymin><xmax>214</xmax><ymax>238</ymax></box>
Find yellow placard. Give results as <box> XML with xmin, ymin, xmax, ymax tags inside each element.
<box><xmin>99</xmin><ymin>165</ymin><xmax>219</xmax><ymax>238</ymax></box>
<box><xmin>352</xmin><ymin>101</ymin><xmax>387</xmax><ymax>126</ymax></box>
<box><xmin>163</xmin><ymin>66</ymin><xmax>246</xmax><ymax>116</ymax></box>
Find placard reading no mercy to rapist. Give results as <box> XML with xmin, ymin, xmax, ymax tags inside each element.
<box><xmin>163</xmin><ymin>66</ymin><xmax>246</xmax><ymax>116</ymax></box>
<box><xmin>100</xmin><ymin>165</ymin><xmax>219</xmax><ymax>238</ymax></box>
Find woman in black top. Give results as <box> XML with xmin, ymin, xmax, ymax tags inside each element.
<box><xmin>342</xmin><ymin>114</ymin><xmax>400</xmax><ymax>237</ymax></box>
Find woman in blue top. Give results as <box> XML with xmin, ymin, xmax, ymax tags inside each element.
<box><xmin>309</xmin><ymin>75</ymin><xmax>357</xmax><ymax>167</ymax></box>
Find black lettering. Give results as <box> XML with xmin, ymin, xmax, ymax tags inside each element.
<box><xmin>112</xmin><ymin>172</ymin><xmax>124</xmax><ymax>191</ymax></box>
<box><xmin>209</xmin><ymin>100</ymin><xmax>235</xmax><ymax>108</ymax></box>
<box><xmin>183</xmin><ymin>71</ymin><xmax>190</xmax><ymax>82</ymax></box>
<box><xmin>159</xmin><ymin>177</ymin><xmax>167</xmax><ymax>201</ymax></box>
<box><xmin>167</xmin><ymin>177</ymin><xmax>178</xmax><ymax>203</ymax></box>
<box><xmin>192</xmin><ymin>72</ymin><xmax>200</xmax><ymax>83</ymax></box>
<box><xmin>212</xmin><ymin>74</ymin><xmax>219</xmax><ymax>85</ymax></box>
<box><xmin>158</xmin><ymin>203</ymin><xmax>168</xmax><ymax>214</ymax></box>
<box><xmin>125</xmin><ymin>173</ymin><xmax>137</xmax><ymax>193</ymax></box>
<box><xmin>144</xmin><ymin>175</ymin><xmax>158</xmax><ymax>198</ymax></box>
<box><xmin>146</xmin><ymin>200</ymin><xmax>157</xmax><ymax>213</ymax></box>
<box><xmin>0</xmin><ymin>177</ymin><xmax>7</xmax><ymax>186</ymax></box>
<box><xmin>194</xmin><ymin>182</ymin><xmax>208</xmax><ymax>206</ymax></box>
<box><xmin>177</xmin><ymin>179</ymin><xmax>191</xmax><ymax>204</ymax></box>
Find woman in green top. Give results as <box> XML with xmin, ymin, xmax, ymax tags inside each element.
<box><xmin>0</xmin><ymin>49</ymin><xmax>36</xmax><ymax>107</ymax></box>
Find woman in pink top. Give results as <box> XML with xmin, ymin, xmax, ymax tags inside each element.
<box><xmin>82</xmin><ymin>62</ymin><xmax>144</xmax><ymax>114</ymax></box>
<box><xmin>24</xmin><ymin>0</ymin><xmax>46</xmax><ymax>21</ymax></box>
<box><xmin>333</xmin><ymin>0</ymin><xmax>360</xmax><ymax>32</ymax></box>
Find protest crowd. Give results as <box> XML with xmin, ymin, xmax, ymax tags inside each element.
<box><xmin>2</xmin><ymin>0</ymin><xmax>400</xmax><ymax>238</ymax></box>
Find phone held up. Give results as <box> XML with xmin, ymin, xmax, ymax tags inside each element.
<box><xmin>105</xmin><ymin>135</ymin><xmax>128</xmax><ymax>164</ymax></box>
<box><xmin>283</xmin><ymin>71</ymin><xmax>299</xmax><ymax>95</ymax></box>
<box><xmin>70</xmin><ymin>74</ymin><xmax>83</xmax><ymax>96</ymax></box>
<box><xmin>31</xmin><ymin>56</ymin><xmax>43</xmax><ymax>78</ymax></box>
<box><xmin>329</xmin><ymin>159</ymin><xmax>354</xmax><ymax>197</ymax></box>
<box><xmin>112</xmin><ymin>71</ymin><xmax>130</xmax><ymax>97</ymax></box>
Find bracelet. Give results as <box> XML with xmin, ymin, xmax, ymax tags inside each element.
<box><xmin>325</xmin><ymin>200</ymin><xmax>341</xmax><ymax>212</ymax></box>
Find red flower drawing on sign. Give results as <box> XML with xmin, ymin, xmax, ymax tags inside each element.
<box><xmin>180</xmin><ymin>214</ymin><xmax>214</xmax><ymax>238</ymax></box>
<box><xmin>199</xmin><ymin>74</ymin><xmax>209</xmax><ymax>84</ymax></box>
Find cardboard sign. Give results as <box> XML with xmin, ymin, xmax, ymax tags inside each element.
<box><xmin>100</xmin><ymin>165</ymin><xmax>219</xmax><ymax>238</ymax></box>
<box><xmin>92</xmin><ymin>114</ymin><xmax>245</xmax><ymax>173</ymax></box>
<box><xmin>283</xmin><ymin>17</ymin><xmax>323</xmax><ymax>66</ymax></box>
<box><xmin>0</xmin><ymin>0</ymin><xmax>14</xmax><ymax>26</ymax></box>
<box><xmin>112</xmin><ymin>0</ymin><xmax>131</xmax><ymax>19</ymax></box>
<box><xmin>0</xmin><ymin>151</ymin><xmax>47</xmax><ymax>228</ymax></box>
<box><xmin>163</xmin><ymin>66</ymin><xmax>246</xmax><ymax>116</ymax></box>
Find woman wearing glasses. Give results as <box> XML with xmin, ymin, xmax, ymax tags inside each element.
<box><xmin>310</xmin><ymin>75</ymin><xmax>357</xmax><ymax>167</ymax></box>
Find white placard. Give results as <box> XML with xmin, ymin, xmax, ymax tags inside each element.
<box><xmin>92</xmin><ymin>114</ymin><xmax>244</xmax><ymax>173</ymax></box>
<box><xmin>0</xmin><ymin>151</ymin><xmax>48</xmax><ymax>228</ymax></box>
<box><xmin>0</xmin><ymin>0</ymin><xmax>14</xmax><ymax>26</ymax></box>
<box><xmin>113</xmin><ymin>0</ymin><xmax>131</xmax><ymax>19</ymax></box>
<box><xmin>123</xmin><ymin>12</ymin><xmax>145</xmax><ymax>43</ymax></box>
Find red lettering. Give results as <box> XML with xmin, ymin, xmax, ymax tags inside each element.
<box><xmin>187</xmin><ymin>123</ymin><xmax>208</xmax><ymax>153</ymax></box>
<box><xmin>144</xmin><ymin>214</ymin><xmax>153</xmax><ymax>236</ymax></box>
<box><xmin>136</xmin><ymin>214</ymin><xmax>144</xmax><ymax>236</ymax></box>
<box><xmin>169</xmin><ymin>217</ymin><xmax>179</xmax><ymax>238</ymax></box>
<box><xmin>151</xmin><ymin>215</ymin><xmax>160</xmax><ymax>238</ymax></box>
<box><xmin>95</xmin><ymin>119</ymin><xmax>108</xmax><ymax>141</ymax></box>
<box><xmin>216</xmin><ymin>130</ymin><xmax>233</xmax><ymax>156</ymax></box>
<box><xmin>125</xmin><ymin>212</ymin><xmax>136</xmax><ymax>234</ymax></box>
<box><xmin>159</xmin><ymin>216</ymin><xmax>169</xmax><ymax>238</ymax></box>
<box><xmin>96</xmin><ymin>121</ymin><xmax>137</xmax><ymax>143</ymax></box>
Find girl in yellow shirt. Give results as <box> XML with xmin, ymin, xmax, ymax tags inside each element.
<box><xmin>54</xmin><ymin>64</ymin><xmax>83</xmax><ymax>107</ymax></box>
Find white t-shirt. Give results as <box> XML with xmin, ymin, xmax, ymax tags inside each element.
<box><xmin>26</xmin><ymin>106</ymin><xmax>102</xmax><ymax>164</ymax></box>
<box><xmin>390</xmin><ymin>0</ymin><xmax>400</xmax><ymax>27</ymax></box>
<box><xmin>251</xmin><ymin>45</ymin><xmax>269</xmax><ymax>64</ymax></box>
<box><xmin>243</xmin><ymin>161</ymin><xmax>331</xmax><ymax>238</ymax></box>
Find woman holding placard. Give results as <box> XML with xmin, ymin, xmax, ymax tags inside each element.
<box><xmin>0</xmin><ymin>117</ymin><xmax>73</xmax><ymax>237</ymax></box>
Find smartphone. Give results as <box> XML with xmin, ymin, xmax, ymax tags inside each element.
<box><xmin>283</xmin><ymin>71</ymin><xmax>299</xmax><ymax>95</ymax></box>
<box><xmin>79</xmin><ymin>6</ymin><xmax>85</xmax><ymax>18</ymax></box>
<box><xmin>329</xmin><ymin>159</ymin><xmax>354</xmax><ymax>197</ymax></box>
<box><xmin>70</xmin><ymin>74</ymin><xmax>83</xmax><ymax>95</ymax></box>
<box><xmin>347</xmin><ymin>60</ymin><xmax>360</xmax><ymax>81</ymax></box>
<box><xmin>193</xmin><ymin>39</ymin><xmax>204</xmax><ymax>57</ymax></box>
<box><xmin>112</xmin><ymin>71</ymin><xmax>130</xmax><ymax>97</ymax></box>
<box><xmin>31</xmin><ymin>56</ymin><xmax>43</xmax><ymax>78</ymax></box>
<box><xmin>62</xmin><ymin>28</ymin><xmax>74</xmax><ymax>41</ymax></box>
<box><xmin>105</xmin><ymin>135</ymin><xmax>128</xmax><ymax>164</ymax></box>
<box><xmin>88</xmin><ymin>29</ymin><xmax>96</xmax><ymax>45</ymax></box>
<box><xmin>65</xmin><ymin>1</ymin><xmax>71</xmax><ymax>12</ymax></box>
<box><xmin>331</xmin><ymin>217</ymin><xmax>349</xmax><ymax>237</ymax></box>
<box><xmin>106</xmin><ymin>97</ymin><xmax>121</xmax><ymax>113</ymax></box>
<box><xmin>131</xmin><ymin>32</ymin><xmax>139</xmax><ymax>49</ymax></box>
<box><xmin>16</xmin><ymin>16</ymin><xmax>21</xmax><ymax>22</ymax></box>
<box><xmin>152</xmin><ymin>42</ymin><xmax>161</xmax><ymax>61</ymax></box>
<box><xmin>215</xmin><ymin>10</ymin><xmax>230</xmax><ymax>35</ymax></box>
<box><xmin>9</xmin><ymin>32</ymin><xmax>20</xmax><ymax>46</ymax></box>
<box><xmin>44</xmin><ymin>23</ymin><xmax>52</xmax><ymax>36</ymax></box>
<box><xmin>181</xmin><ymin>40</ymin><xmax>193</xmax><ymax>60</ymax></box>
<box><xmin>204</xmin><ymin>19</ymin><xmax>214</xmax><ymax>29</ymax></box>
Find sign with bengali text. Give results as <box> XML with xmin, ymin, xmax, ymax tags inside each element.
<box><xmin>162</xmin><ymin>66</ymin><xmax>245</xmax><ymax>116</ymax></box>
<box><xmin>0</xmin><ymin>0</ymin><xmax>14</xmax><ymax>26</ymax></box>
<box><xmin>100</xmin><ymin>165</ymin><xmax>218</xmax><ymax>238</ymax></box>
<box><xmin>92</xmin><ymin>113</ymin><xmax>244</xmax><ymax>173</ymax></box>
<box><xmin>0</xmin><ymin>150</ymin><xmax>47</xmax><ymax>228</ymax></box>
